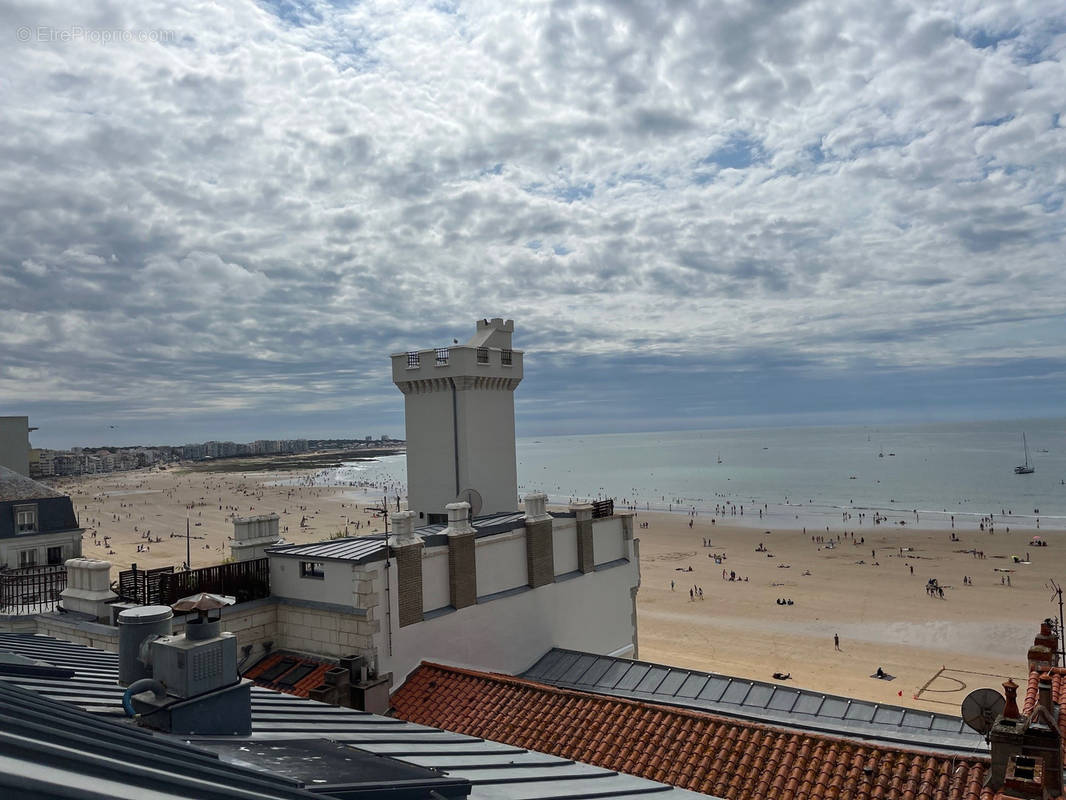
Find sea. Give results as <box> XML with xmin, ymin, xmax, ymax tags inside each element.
<box><xmin>303</xmin><ymin>418</ymin><xmax>1066</xmax><ymax>533</ymax></box>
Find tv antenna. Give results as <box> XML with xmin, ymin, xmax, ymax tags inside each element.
<box><xmin>1048</xmin><ymin>579</ymin><xmax>1066</xmax><ymax>663</ymax></box>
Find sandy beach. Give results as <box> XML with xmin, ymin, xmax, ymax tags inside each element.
<box><xmin>60</xmin><ymin>465</ymin><xmax>1065</xmax><ymax>713</ymax></box>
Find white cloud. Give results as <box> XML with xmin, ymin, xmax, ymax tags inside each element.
<box><xmin>1</xmin><ymin>0</ymin><xmax>1064</xmax><ymax>442</ymax></box>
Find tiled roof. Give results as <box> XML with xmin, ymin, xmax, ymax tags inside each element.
<box><xmin>1022</xmin><ymin>666</ymin><xmax>1066</xmax><ymax>738</ymax></box>
<box><xmin>524</xmin><ymin>648</ymin><xmax>983</xmax><ymax>754</ymax></box>
<box><xmin>244</xmin><ymin>651</ymin><xmax>334</xmax><ymax>698</ymax></box>
<box><xmin>392</xmin><ymin>661</ymin><xmax>999</xmax><ymax>800</ymax></box>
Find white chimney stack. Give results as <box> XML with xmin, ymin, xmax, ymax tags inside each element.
<box><xmin>445</xmin><ymin>501</ymin><xmax>475</xmax><ymax>535</ymax></box>
<box><xmin>524</xmin><ymin>491</ymin><xmax>550</xmax><ymax>522</ymax></box>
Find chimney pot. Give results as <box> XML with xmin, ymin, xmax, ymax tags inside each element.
<box><xmin>1004</xmin><ymin>678</ymin><xmax>1021</xmax><ymax>719</ymax></box>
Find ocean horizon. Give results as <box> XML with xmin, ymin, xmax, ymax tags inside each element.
<box><xmin>312</xmin><ymin>417</ymin><xmax>1066</xmax><ymax>533</ymax></box>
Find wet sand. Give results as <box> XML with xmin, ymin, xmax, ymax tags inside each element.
<box><xmin>60</xmin><ymin>467</ymin><xmax>1063</xmax><ymax>712</ymax></box>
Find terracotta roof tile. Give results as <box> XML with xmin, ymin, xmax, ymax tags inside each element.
<box><xmin>390</xmin><ymin>661</ymin><xmax>1066</xmax><ymax>800</ymax></box>
<box><xmin>243</xmin><ymin>651</ymin><xmax>334</xmax><ymax>698</ymax></box>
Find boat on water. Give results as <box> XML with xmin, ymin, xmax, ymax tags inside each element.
<box><xmin>1015</xmin><ymin>433</ymin><xmax>1035</xmax><ymax>475</ymax></box>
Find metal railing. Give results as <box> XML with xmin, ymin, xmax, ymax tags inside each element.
<box><xmin>435</xmin><ymin>347</ymin><xmax>449</xmax><ymax>365</ymax></box>
<box><xmin>0</xmin><ymin>565</ymin><xmax>67</xmax><ymax>614</ymax></box>
<box><xmin>407</xmin><ymin>351</ymin><xmax>420</xmax><ymax>367</ymax></box>
<box><xmin>157</xmin><ymin>558</ymin><xmax>270</xmax><ymax>605</ymax></box>
<box><xmin>477</xmin><ymin>347</ymin><xmax>489</xmax><ymax>363</ymax></box>
<box><xmin>501</xmin><ymin>349</ymin><xmax>513</xmax><ymax>366</ymax></box>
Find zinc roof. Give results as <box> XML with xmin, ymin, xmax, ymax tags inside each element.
<box><xmin>0</xmin><ymin>633</ymin><xmax>705</xmax><ymax>800</ymax></box>
<box><xmin>523</xmin><ymin>648</ymin><xmax>984</xmax><ymax>754</ymax></box>
<box><xmin>267</xmin><ymin>534</ymin><xmax>387</xmax><ymax>563</ymax></box>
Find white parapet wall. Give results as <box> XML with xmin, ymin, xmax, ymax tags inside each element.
<box><xmin>382</xmin><ymin>512</ymin><xmax>639</xmax><ymax>684</ymax></box>
<box><xmin>552</xmin><ymin>518</ymin><xmax>579</xmax><ymax>575</ymax></box>
<box><xmin>422</xmin><ymin>546</ymin><xmax>450</xmax><ymax>613</ymax></box>
<box><xmin>474</xmin><ymin>529</ymin><xmax>528</xmax><ymax>597</ymax></box>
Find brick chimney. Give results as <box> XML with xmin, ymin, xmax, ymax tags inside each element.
<box><xmin>1029</xmin><ymin>620</ymin><xmax>1060</xmax><ymax>672</ymax></box>
<box><xmin>523</xmin><ymin>492</ymin><xmax>554</xmax><ymax>589</ymax></box>
<box><xmin>391</xmin><ymin>511</ymin><xmax>424</xmax><ymax>628</ymax></box>
<box><xmin>445</xmin><ymin>501</ymin><xmax>476</xmax><ymax>609</ymax></box>
<box><xmin>1019</xmin><ymin>674</ymin><xmax>1062</xmax><ymax>797</ymax></box>
<box><xmin>987</xmin><ymin>675</ymin><xmax>1064</xmax><ymax>797</ymax></box>
<box><xmin>987</xmin><ymin>680</ymin><xmax>1025</xmax><ymax>790</ymax></box>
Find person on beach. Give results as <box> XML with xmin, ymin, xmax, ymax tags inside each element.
<box><xmin>834</xmin><ymin>634</ymin><xmax>840</xmax><ymax>651</ymax></box>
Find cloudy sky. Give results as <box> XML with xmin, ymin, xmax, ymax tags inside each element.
<box><xmin>2</xmin><ymin>0</ymin><xmax>1064</xmax><ymax>449</ymax></box>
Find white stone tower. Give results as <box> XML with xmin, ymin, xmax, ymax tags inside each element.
<box><xmin>391</xmin><ymin>318</ymin><xmax>523</xmax><ymax>524</ymax></box>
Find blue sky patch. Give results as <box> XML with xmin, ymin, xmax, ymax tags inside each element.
<box><xmin>702</xmin><ymin>132</ymin><xmax>766</xmax><ymax>170</ymax></box>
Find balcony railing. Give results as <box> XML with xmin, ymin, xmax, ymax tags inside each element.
<box><xmin>591</xmin><ymin>499</ymin><xmax>614</xmax><ymax>519</ymax></box>
<box><xmin>407</xmin><ymin>351</ymin><xmax>420</xmax><ymax>367</ymax></box>
<box><xmin>435</xmin><ymin>347</ymin><xmax>449</xmax><ymax>365</ymax></box>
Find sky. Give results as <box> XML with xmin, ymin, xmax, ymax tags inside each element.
<box><xmin>1</xmin><ymin>0</ymin><xmax>1065</xmax><ymax>449</ymax></box>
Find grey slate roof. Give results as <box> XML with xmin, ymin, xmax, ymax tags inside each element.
<box><xmin>416</xmin><ymin>511</ymin><xmax>527</xmax><ymax>544</ymax></box>
<box><xmin>0</xmin><ymin>633</ymin><xmax>708</xmax><ymax>800</ymax></box>
<box><xmin>523</xmin><ymin>648</ymin><xmax>988</xmax><ymax>756</ymax></box>
<box><xmin>0</xmin><ymin>464</ymin><xmax>63</xmax><ymax>501</ymax></box>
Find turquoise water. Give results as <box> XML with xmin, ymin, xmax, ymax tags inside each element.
<box><xmin>515</xmin><ymin>418</ymin><xmax>1066</xmax><ymax>530</ymax></box>
<box><xmin>312</xmin><ymin>418</ymin><xmax>1066</xmax><ymax>531</ymax></box>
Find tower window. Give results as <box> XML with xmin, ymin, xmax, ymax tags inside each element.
<box><xmin>435</xmin><ymin>348</ymin><xmax>449</xmax><ymax>365</ymax></box>
<box><xmin>501</xmin><ymin>349</ymin><xmax>513</xmax><ymax>366</ymax></box>
<box><xmin>407</xmin><ymin>351</ymin><xmax>420</xmax><ymax>367</ymax></box>
<box><xmin>477</xmin><ymin>347</ymin><xmax>489</xmax><ymax>364</ymax></box>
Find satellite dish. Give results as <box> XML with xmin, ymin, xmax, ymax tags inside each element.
<box><xmin>457</xmin><ymin>488</ymin><xmax>483</xmax><ymax>517</ymax></box>
<box><xmin>962</xmin><ymin>688</ymin><xmax>1005</xmax><ymax>735</ymax></box>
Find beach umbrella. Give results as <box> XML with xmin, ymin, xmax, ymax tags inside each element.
<box><xmin>171</xmin><ymin>592</ymin><xmax>235</xmax><ymax>613</ymax></box>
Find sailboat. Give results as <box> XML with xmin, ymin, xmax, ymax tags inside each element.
<box><xmin>1014</xmin><ymin>433</ymin><xmax>1035</xmax><ymax>475</ymax></box>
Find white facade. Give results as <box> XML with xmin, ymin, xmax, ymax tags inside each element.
<box><xmin>266</xmin><ymin>509</ymin><xmax>640</xmax><ymax>685</ymax></box>
<box><xmin>391</xmin><ymin>319</ymin><xmax>523</xmax><ymax>522</ymax></box>
<box><xmin>0</xmin><ymin>529</ymin><xmax>82</xmax><ymax>571</ymax></box>
<box><xmin>0</xmin><ymin>417</ymin><xmax>31</xmax><ymax>476</ymax></box>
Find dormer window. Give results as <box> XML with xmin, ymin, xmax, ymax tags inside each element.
<box><xmin>14</xmin><ymin>504</ymin><xmax>38</xmax><ymax>534</ymax></box>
